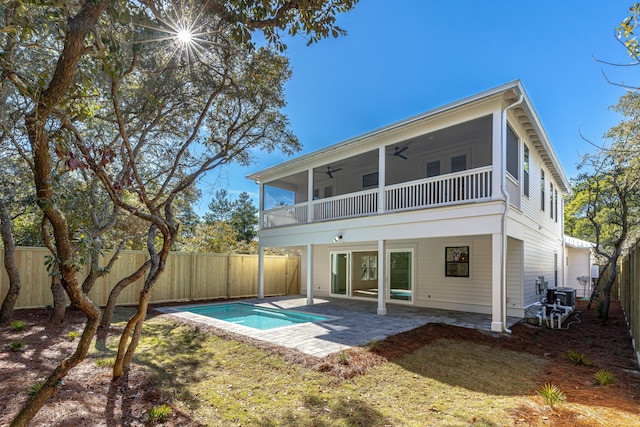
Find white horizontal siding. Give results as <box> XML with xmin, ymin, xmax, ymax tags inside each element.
<box><xmin>523</xmin><ymin>228</ymin><xmax>562</xmax><ymax>306</ymax></box>
<box><xmin>506</xmin><ymin>237</ymin><xmax>524</xmax><ymax>312</ymax></box>
<box><xmin>566</xmin><ymin>247</ymin><xmax>592</xmax><ymax>298</ymax></box>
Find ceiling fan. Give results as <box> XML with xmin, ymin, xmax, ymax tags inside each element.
<box><xmin>392</xmin><ymin>146</ymin><xmax>409</xmax><ymax>160</ymax></box>
<box><xmin>325</xmin><ymin>166</ymin><xmax>342</xmax><ymax>178</ymax></box>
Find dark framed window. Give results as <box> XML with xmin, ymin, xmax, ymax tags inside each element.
<box><xmin>445</xmin><ymin>246</ymin><xmax>469</xmax><ymax>277</ymax></box>
<box><xmin>506</xmin><ymin>125</ymin><xmax>519</xmax><ymax>180</ymax></box>
<box><xmin>523</xmin><ymin>144</ymin><xmax>530</xmax><ymax>197</ymax></box>
<box><xmin>451</xmin><ymin>155</ymin><xmax>467</xmax><ymax>173</ymax></box>
<box><xmin>554</xmin><ymin>189</ymin><xmax>558</xmax><ymax>223</ymax></box>
<box><xmin>426</xmin><ymin>160</ymin><xmax>441</xmax><ymax>177</ymax></box>
<box><xmin>550</xmin><ymin>182</ymin><xmax>554</xmax><ymax>219</ymax></box>
<box><xmin>540</xmin><ymin>170</ymin><xmax>545</xmax><ymax>211</ymax></box>
<box><xmin>362</xmin><ymin>172</ymin><xmax>379</xmax><ymax>188</ymax></box>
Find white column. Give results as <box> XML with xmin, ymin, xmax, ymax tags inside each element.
<box><xmin>491</xmin><ymin>232</ymin><xmax>503</xmax><ymax>332</ymax></box>
<box><xmin>377</xmin><ymin>239</ymin><xmax>387</xmax><ymax>315</ymax></box>
<box><xmin>257</xmin><ymin>246</ymin><xmax>265</xmax><ymax>299</ymax></box>
<box><xmin>307</xmin><ymin>169</ymin><xmax>314</xmax><ymax>223</ymax></box>
<box><xmin>306</xmin><ymin>243</ymin><xmax>314</xmax><ymax>305</ymax></box>
<box><xmin>378</xmin><ymin>146</ymin><xmax>386</xmax><ymax>214</ymax></box>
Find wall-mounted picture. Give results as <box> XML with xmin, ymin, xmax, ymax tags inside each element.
<box><xmin>445</xmin><ymin>246</ymin><xmax>469</xmax><ymax>277</ymax></box>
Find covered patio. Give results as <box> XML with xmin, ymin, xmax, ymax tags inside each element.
<box><xmin>159</xmin><ymin>296</ymin><xmax>522</xmax><ymax>357</ymax></box>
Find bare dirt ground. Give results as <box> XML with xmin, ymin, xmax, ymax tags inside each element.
<box><xmin>1</xmin><ymin>299</ymin><xmax>639</xmax><ymax>426</ymax></box>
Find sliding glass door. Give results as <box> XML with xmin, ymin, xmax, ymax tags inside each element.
<box><xmin>388</xmin><ymin>250</ymin><xmax>413</xmax><ymax>302</ymax></box>
<box><xmin>331</xmin><ymin>253</ymin><xmax>348</xmax><ymax>295</ymax></box>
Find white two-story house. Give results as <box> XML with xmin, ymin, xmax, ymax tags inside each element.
<box><xmin>248</xmin><ymin>81</ymin><xmax>570</xmax><ymax>333</ymax></box>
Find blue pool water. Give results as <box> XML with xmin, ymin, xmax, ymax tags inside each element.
<box><xmin>182</xmin><ymin>303</ymin><xmax>329</xmax><ymax>330</ymax></box>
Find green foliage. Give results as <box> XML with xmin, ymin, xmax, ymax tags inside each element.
<box><xmin>366</xmin><ymin>337</ymin><xmax>381</xmax><ymax>351</ymax></box>
<box><xmin>67</xmin><ymin>331</ymin><xmax>80</xmax><ymax>341</ymax></box>
<box><xmin>26</xmin><ymin>379</ymin><xmax>62</xmax><ymax>396</ymax></box>
<box><xmin>537</xmin><ymin>383</ymin><xmax>566</xmax><ymax>408</ymax></box>
<box><xmin>618</xmin><ymin>4</ymin><xmax>640</xmax><ymax>59</ymax></box>
<box><xmin>564</xmin><ymin>349</ymin><xmax>592</xmax><ymax>366</ymax></box>
<box><xmin>147</xmin><ymin>404</ymin><xmax>173</xmax><ymax>424</ymax></box>
<box><xmin>337</xmin><ymin>349</ymin><xmax>349</xmax><ymax>365</ymax></box>
<box><xmin>27</xmin><ymin>380</ymin><xmax>45</xmax><ymax>396</ymax></box>
<box><xmin>95</xmin><ymin>358</ymin><xmax>116</xmax><ymax>367</ymax></box>
<box><xmin>594</xmin><ymin>369</ymin><xmax>615</xmax><ymax>386</ymax></box>
<box><xmin>9</xmin><ymin>320</ymin><xmax>26</xmax><ymax>331</ymax></box>
<box><xmin>10</xmin><ymin>341</ymin><xmax>25</xmax><ymax>352</ymax></box>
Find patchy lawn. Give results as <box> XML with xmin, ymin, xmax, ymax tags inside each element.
<box><xmin>1</xmin><ymin>300</ymin><xmax>639</xmax><ymax>426</ymax></box>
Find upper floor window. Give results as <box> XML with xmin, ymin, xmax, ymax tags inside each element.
<box><xmin>506</xmin><ymin>125</ymin><xmax>519</xmax><ymax>180</ymax></box>
<box><xmin>540</xmin><ymin>170</ymin><xmax>545</xmax><ymax>211</ymax></box>
<box><xmin>426</xmin><ymin>160</ymin><xmax>441</xmax><ymax>177</ymax></box>
<box><xmin>550</xmin><ymin>182</ymin><xmax>554</xmax><ymax>219</ymax></box>
<box><xmin>523</xmin><ymin>144</ymin><xmax>530</xmax><ymax>197</ymax></box>
<box><xmin>451</xmin><ymin>155</ymin><xmax>467</xmax><ymax>173</ymax></box>
<box><xmin>362</xmin><ymin>172</ymin><xmax>378</xmax><ymax>188</ymax></box>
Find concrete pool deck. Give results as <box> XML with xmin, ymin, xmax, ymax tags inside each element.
<box><xmin>157</xmin><ymin>296</ymin><xmax>521</xmax><ymax>358</ymax></box>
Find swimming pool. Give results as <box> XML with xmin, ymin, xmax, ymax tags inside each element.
<box><xmin>180</xmin><ymin>303</ymin><xmax>329</xmax><ymax>331</ymax></box>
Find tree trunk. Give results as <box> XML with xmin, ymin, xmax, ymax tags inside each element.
<box><xmin>600</xmin><ymin>257</ymin><xmax>619</xmax><ymax>323</ymax></box>
<box><xmin>112</xmin><ymin>229</ymin><xmax>170</xmax><ymax>379</ymax></box>
<box><xmin>49</xmin><ymin>273</ymin><xmax>66</xmax><ymax>324</ymax></box>
<box><xmin>11</xmin><ymin>2</ymin><xmax>110</xmax><ymax>423</ymax></box>
<box><xmin>0</xmin><ymin>197</ymin><xmax>21</xmax><ymax>323</ymax></box>
<box><xmin>10</xmin><ymin>306</ymin><xmax>100</xmax><ymax>427</ymax></box>
<box><xmin>99</xmin><ymin>260</ymin><xmax>151</xmax><ymax>329</ymax></box>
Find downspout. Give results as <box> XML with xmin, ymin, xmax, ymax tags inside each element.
<box><xmin>500</xmin><ymin>93</ymin><xmax>524</xmax><ymax>334</ymax></box>
<box><xmin>561</xmin><ymin>197</ymin><xmax>566</xmax><ymax>288</ymax></box>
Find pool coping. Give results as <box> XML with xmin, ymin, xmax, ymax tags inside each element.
<box><xmin>156</xmin><ymin>302</ymin><xmax>342</xmax><ymax>336</ymax></box>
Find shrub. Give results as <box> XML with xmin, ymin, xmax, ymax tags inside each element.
<box><xmin>10</xmin><ymin>341</ymin><xmax>25</xmax><ymax>352</ymax></box>
<box><xmin>337</xmin><ymin>350</ymin><xmax>349</xmax><ymax>365</ymax></box>
<box><xmin>564</xmin><ymin>349</ymin><xmax>592</xmax><ymax>366</ymax></box>
<box><xmin>594</xmin><ymin>369</ymin><xmax>615</xmax><ymax>386</ymax></box>
<box><xmin>366</xmin><ymin>338</ymin><xmax>381</xmax><ymax>351</ymax></box>
<box><xmin>9</xmin><ymin>320</ymin><xmax>26</xmax><ymax>331</ymax></box>
<box><xmin>147</xmin><ymin>404</ymin><xmax>173</xmax><ymax>424</ymax></box>
<box><xmin>67</xmin><ymin>331</ymin><xmax>80</xmax><ymax>341</ymax></box>
<box><xmin>537</xmin><ymin>383</ymin><xmax>566</xmax><ymax>408</ymax></box>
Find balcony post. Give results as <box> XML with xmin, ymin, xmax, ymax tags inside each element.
<box><xmin>377</xmin><ymin>239</ymin><xmax>387</xmax><ymax>315</ymax></box>
<box><xmin>307</xmin><ymin>169</ymin><xmax>314</xmax><ymax>223</ymax></box>
<box><xmin>306</xmin><ymin>243</ymin><xmax>314</xmax><ymax>305</ymax></box>
<box><xmin>378</xmin><ymin>146</ymin><xmax>386</xmax><ymax>214</ymax></box>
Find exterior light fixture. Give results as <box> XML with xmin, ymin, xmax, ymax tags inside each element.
<box><xmin>333</xmin><ymin>234</ymin><xmax>343</xmax><ymax>243</ymax></box>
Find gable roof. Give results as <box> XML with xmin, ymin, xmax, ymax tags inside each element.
<box><xmin>248</xmin><ymin>80</ymin><xmax>570</xmax><ymax>193</ymax></box>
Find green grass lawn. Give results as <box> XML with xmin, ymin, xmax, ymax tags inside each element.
<box><xmin>92</xmin><ymin>317</ymin><xmax>547</xmax><ymax>426</ymax></box>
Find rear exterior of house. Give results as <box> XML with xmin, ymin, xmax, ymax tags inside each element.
<box><xmin>248</xmin><ymin>81</ymin><xmax>571</xmax><ymax>332</ymax></box>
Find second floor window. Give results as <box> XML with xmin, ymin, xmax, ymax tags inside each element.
<box><xmin>523</xmin><ymin>144</ymin><xmax>530</xmax><ymax>197</ymax></box>
<box><xmin>506</xmin><ymin>125</ymin><xmax>519</xmax><ymax>180</ymax></box>
<box><xmin>550</xmin><ymin>182</ymin><xmax>554</xmax><ymax>219</ymax></box>
<box><xmin>541</xmin><ymin>170</ymin><xmax>545</xmax><ymax>211</ymax></box>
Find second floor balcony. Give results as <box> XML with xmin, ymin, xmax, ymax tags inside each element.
<box><xmin>261</xmin><ymin>166</ymin><xmax>494</xmax><ymax>229</ymax></box>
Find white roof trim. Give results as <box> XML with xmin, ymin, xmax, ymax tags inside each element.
<box><xmin>564</xmin><ymin>235</ymin><xmax>595</xmax><ymax>249</ymax></box>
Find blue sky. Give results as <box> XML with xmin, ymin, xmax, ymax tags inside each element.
<box><xmin>195</xmin><ymin>0</ymin><xmax>636</xmax><ymax>214</ymax></box>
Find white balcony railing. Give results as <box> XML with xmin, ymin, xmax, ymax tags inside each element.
<box><xmin>385</xmin><ymin>166</ymin><xmax>492</xmax><ymax>212</ymax></box>
<box><xmin>261</xmin><ymin>167</ymin><xmax>493</xmax><ymax>229</ymax></box>
<box><xmin>313</xmin><ymin>188</ymin><xmax>378</xmax><ymax>221</ymax></box>
<box><xmin>261</xmin><ymin>203</ymin><xmax>307</xmax><ymax>228</ymax></box>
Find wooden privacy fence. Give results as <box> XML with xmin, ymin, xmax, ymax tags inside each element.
<box><xmin>0</xmin><ymin>247</ymin><xmax>300</xmax><ymax>309</ymax></box>
<box><xmin>619</xmin><ymin>238</ymin><xmax>640</xmax><ymax>364</ymax></box>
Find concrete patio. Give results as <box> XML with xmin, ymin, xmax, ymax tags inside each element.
<box><xmin>158</xmin><ymin>296</ymin><xmax>521</xmax><ymax>358</ymax></box>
